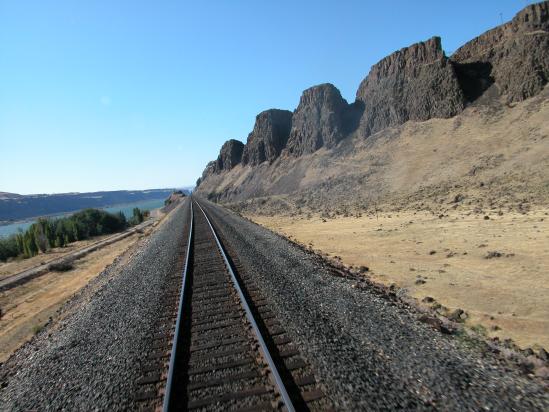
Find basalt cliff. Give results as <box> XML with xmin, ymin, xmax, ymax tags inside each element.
<box><xmin>195</xmin><ymin>2</ymin><xmax>549</xmax><ymax>214</ymax></box>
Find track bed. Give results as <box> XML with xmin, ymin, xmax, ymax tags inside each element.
<box><xmin>139</xmin><ymin>200</ymin><xmax>330</xmax><ymax>411</ymax></box>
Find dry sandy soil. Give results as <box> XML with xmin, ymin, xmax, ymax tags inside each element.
<box><xmin>0</xmin><ymin>234</ymin><xmax>141</xmax><ymax>362</ymax></box>
<box><xmin>250</xmin><ymin>207</ymin><xmax>549</xmax><ymax>350</ymax></box>
<box><xmin>0</xmin><ymin>205</ymin><xmax>178</xmax><ymax>363</ymax></box>
<box><xmin>0</xmin><ymin>235</ymin><xmax>114</xmax><ymax>282</ymax></box>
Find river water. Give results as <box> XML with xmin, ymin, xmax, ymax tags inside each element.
<box><xmin>0</xmin><ymin>198</ymin><xmax>166</xmax><ymax>238</ymax></box>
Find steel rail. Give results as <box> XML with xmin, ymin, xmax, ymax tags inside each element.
<box><xmin>162</xmin><ymin>200</ymin><xmax>194</xmax><ymax>412</ymax></box>
<box><xmin>195</xmin><ymin>200</ymin><xmax>296</xmax><ymax>412</ymax></box>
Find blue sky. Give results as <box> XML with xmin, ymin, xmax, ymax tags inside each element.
<box><xmin>0</xmin><ymin>0</ymin><xmax>533</xmax><ymax>194</ymax></box>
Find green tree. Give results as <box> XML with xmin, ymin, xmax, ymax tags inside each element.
<box><xmin>116</xmin><ymin>211</ymin><xmax>127</xmax><ymax>228</ymax></box>
<box><xmin>23</xmin><ymin>231</ymin><xmax>38</xmax><ymax>257</ymax></box>
<box><xmin>54</xmin><ymin>223</ymin><xmax>66</xmax><ymax>247</ymax></box>
<box><xmin>0</xmin><ymin>235</ymin><xmax>20</xmax><ymax>261</ymax></box>
<box><xmin>130</xmin><ymin>208</ymin><xmax>144</xmax><ymax>225</ymax></box>
<box><xmin>32</xmin><ymin>218</ymin><xmax>50</xmax><ymax>253</ymax></box>
<box><xmin>2</xmin><ymin>208</ymin><xmax>131</xmax><ymax>261</ymax></box>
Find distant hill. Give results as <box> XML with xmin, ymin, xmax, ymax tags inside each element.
<box><xmin>0</xmin><ymin>189</ymin><xmax>184</xmax><ymax>222</ymax></box>
<box><xmin>0</xmin><ymin>192</ymin><xmax>22</xmax><ymax>200</ymax></box>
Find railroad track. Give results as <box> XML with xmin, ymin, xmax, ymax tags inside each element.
<box><xmin>135</xmin><ymin>198</ymin><xmax>330</xmax><ymax>411</ymax></box>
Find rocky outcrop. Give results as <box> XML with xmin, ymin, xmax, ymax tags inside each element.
<box><xmin>285</xmin><ymin>83</ymin><xmax>357</xmax><ymax>156</ymax></box>
<box><xmin>196</xmin><ymin>160</ymin><xmax>217</xmax><ymax>187</ymax></box>
<box><xmin>356</xmin><ymin>36</ymin><xmax>466</xmax><ymax>137</ymax></box>
<box><xmin>241</xmin><ymin>109</ymin><xmax>293</xmax><ymax>166</ymax></box>
<box><xmin>196</xmin><ymin>2</ymin><xmax>549</xmax><ymax>195</ymax></box>
<box><xmin>452</xmin><ymin>2</ymin><xmax>549</xmax><ymax>103</ymax></box>
<box><xmin>196</xmin><ymin>140</ymin><xmax>244</xmax><ymax>186</ymax></box>
<box><xmin>216</xmin><ymin>139</ymin><xmax>244</xmax><ymax>171</ymax></box>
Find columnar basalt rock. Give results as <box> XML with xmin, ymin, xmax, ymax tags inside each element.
<box><xmin>356</xmin><ymin>36</ymin><xmax>466</xmax><ymax>137</ymax></box>
<box><xmin>196</xmin><ymin>2</ymin><xmax>549</xmax><ymax>196</ymax></box>
<box><xmin>241</xmin><ymin>109</ymin><xmax>293</xmax><ymax>166</ymax></box>
<box><xmin>451</xmin><ymin>1</ymin><xmax>549</xmax><ymax>103</ymax></box>
<box><xmin>196</xmin><ymin>140</ymin><xmax>244</xmax><ymax>186</ymax></box>
<box><xmin>285</xmin><ymin>83</ymin><xmax>353</xmax><ymax>156</ymax></box>
<box><xmin>216</xmin><ymin>139</ymin><xmax>244</xmax><ymax>171</ymax></box>
<box><xmin>196</xmin><ymin>160</ymin><xmax>217</xmax><ymax>187</ymax></box>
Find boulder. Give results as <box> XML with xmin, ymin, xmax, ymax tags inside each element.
<box><xmin>241</xmin><ymin>109</ymin><xmax>293</xmax><ymax>166</ymax></box>
<box><xmin>356</xmin><ymin>36</ymin><xmax>466</xmax><ymax>137</ymax></box>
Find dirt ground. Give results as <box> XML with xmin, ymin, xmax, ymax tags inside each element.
<box><xmin>249</xmin><ymin>207</ymin><xmax>549</xmax><ymax>350</ymax></box>
<box><xmin>0</xmin><ymin>234</ymin><xmax>113</xmax><ymax>281</ymax></box>
<box><xmin>0</xmin><ymin>234</ymin><xmax>141</xmax><ymax>362</ymax></box>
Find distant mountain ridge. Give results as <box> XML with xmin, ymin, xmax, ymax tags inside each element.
<box><xmin>0</xmin><ymin>188</ymin><xmax>182</xmax><ymax>222</ymax></box>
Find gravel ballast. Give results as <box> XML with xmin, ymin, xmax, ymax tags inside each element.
<box><xmin>1</xmin><ymin>197</ymin><xmax>548</xmax><ymax>410</ymax></box>
<box><xmin>202</xmin><ymin>200</ymin><xmax>549</xmax><ymax>411</ymax></box>
<box><xmin>0</xmin><ymin>200</ymin><xmax>190</xmax><ymax>411</ymax></box>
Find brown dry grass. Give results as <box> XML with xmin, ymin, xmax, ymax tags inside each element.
<box><xmin>250</xmin><ymin>207</ymin><xmax>549</xmax><ymax>350</ymax></box>
<box><xmin>0</xmin><ymin>235</ymin><xmax>113</xmax><ymax>281</ymax></box>
<box><xmin>0</xmin><ymin>234</ymin><xmax>140</xmax><ymax>362</ymax></box>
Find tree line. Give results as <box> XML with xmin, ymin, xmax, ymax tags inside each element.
<box><xmin>0</xmin><ymin>207</ymin><xmax>147</xmax><ymax>262</ymax></box>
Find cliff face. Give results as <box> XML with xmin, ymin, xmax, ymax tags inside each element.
<box><xmin>285</xmin><ymin>83</ymin><xmax>355</xmax><ymax>156</ymax></box>
<box><xmin>356</xmin><ymin>37</ymin><xmax>466</xmax><ymax>137</ymax></box>
<box><xmin>195</xmin><ymin>2</ymin><xmax>549</xmax><ymax>200</ymax></box>
<box><xmin>197</xmin><ymin>139</ymin><xmax>244</xmax><ymax>186</ymax></box>
<box><xmin>197</xmin><ymin>161</ymin><xmax>217</xmax><ymax>187</ymax></box>
<box><xmin>241</xmin><ymin>109</ymin><xmax>293</xmax><ymax>166</ymax></box>
<box><xmin>216</xmin><ymin>139</ymin><xmax>244</xmax><ymax>171</ymax></box>
<box><xmin>452</xmin><ymin>2</ymin><xmax>549</xmax><ymax>102</ymax></box>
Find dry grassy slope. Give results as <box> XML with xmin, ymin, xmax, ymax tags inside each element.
<box><xmin>197</xmin><ymin>87</ymin><xmax>549</xmax><ymax>215</ymax></box>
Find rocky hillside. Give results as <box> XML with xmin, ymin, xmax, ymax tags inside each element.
<box><xmin>195</xmin><ymin>2</ymin><xmax>549</xmax><ymax>213</ymax></box>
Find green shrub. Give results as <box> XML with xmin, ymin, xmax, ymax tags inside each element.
<box><xmin>49</xmin><ymin>260</ymin><xmax>74</xmax><ymax>272</ymax></box>
<box><xmin>0</xmin><ymin>208</ymin><xmax>128</xmax><ymax>261</ymax></box>
<box><xmin>0</xmin><ymin>235</ymin><xmax>20</xmax><ymax>261</ymax></box>
<box><xmin>129</xmin><ymin>207</ymin><xmax>144</xmax><ymax>226</ymax></box>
